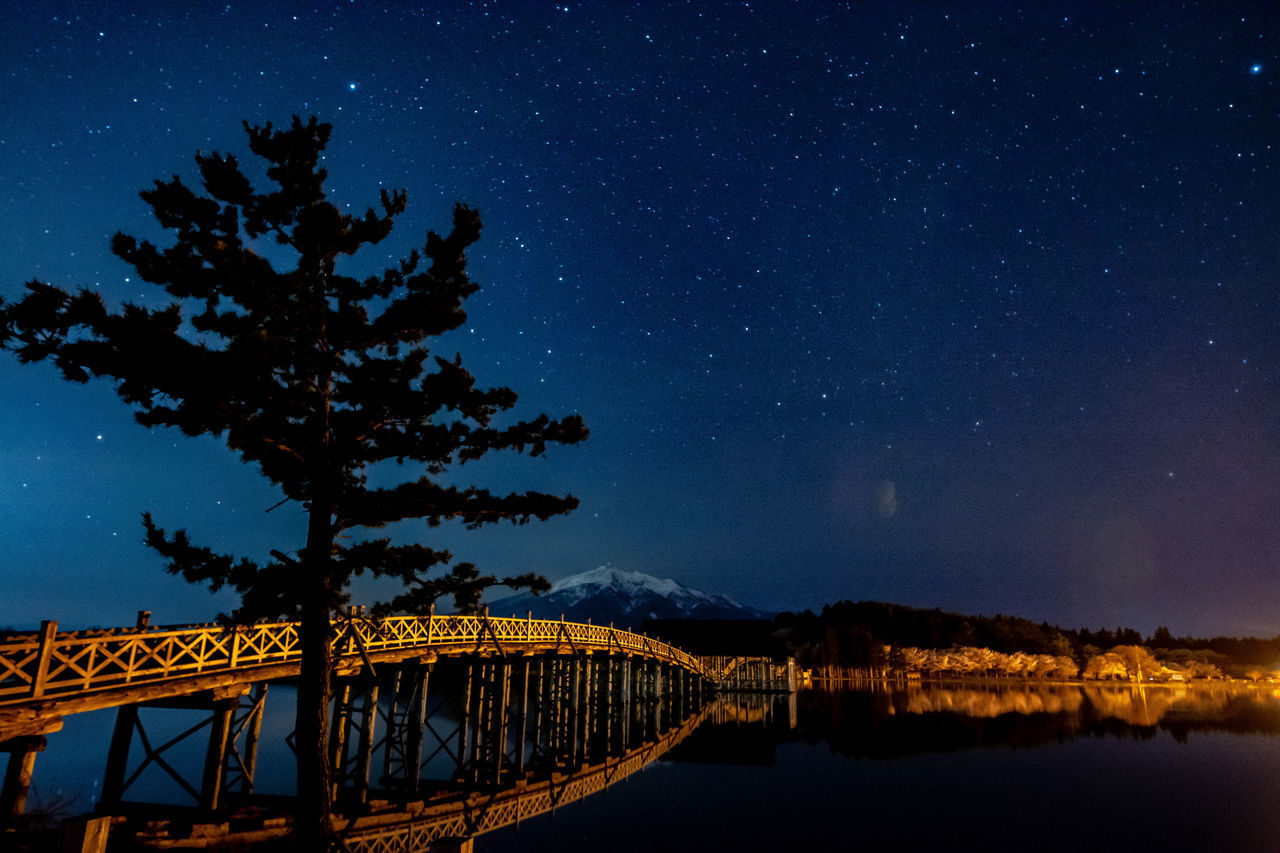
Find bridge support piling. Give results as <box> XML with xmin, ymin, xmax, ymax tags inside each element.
<box><xmin>384</xmin><ymin>662</ymin><xmax>431</xmax><ymax>792</ymax></box>
<box><xmin>456</xmin><ymin>657</ymin><xmax>514</xmax><ymax>786</ymax></box>
<box><xmin>568</xmin><ymin>654</ymin><xmax>581</xmax><ymax>767</ymax></box>
<box><xmin>98</xmin><ymin>705</ymin><xmax>138</xmax><ymax>810</ymax></box>
<box><xmin>199</xmin><ymin>697</ymin><xmax>236</xmax><ymax>810</ymax></box>
<box><xmin>352</xmin><ymin>676</ymin><xmax>380</xmax><ymax>804</ymax></box>
<box><xmin>469</xmin><ymin>660</ymin><xmax>485</xmax><ymax>782</ymax></box>
<box><xmin>328</xmin><ymin>670</ymin><xmax>385</xmax><ymax>803</ymax></box>
<box><xmin>603</xmin><ymin>654</ymin><xmax>615</xmax><ymax>755</ymax></box>
<box><xmin>651</xmin><ymin>660</ymin><xmax>664</xmax><ymax>736</ymax></box>
<box><xmin>473</xmin><ymin>659</ymin><xmax>511</xmax><ymax>785</ymax></box>
<box><xmin>625</xmin><ymin>657</ymin><xmax>635</xmax><ymax>746</ymax></box>
<box><xmin>456</xmin><ymin>664</ymin><xmax>474</xmax><ymax>780</ymax></box>
<box><xmin>380</xmin><ymin>668</ymin><xmax>403</xmax><ymax>782</ymax></box>
<box><xmin>0</xmin><ymin>735</ymin><xmax>45</xmax><ymax>818</ymax></box>
<box><xmin>98</xmin><ymin>686</ymin><xmax>256</xmax><ymax>814</ymax></box>
<box><xmin>542</xmin><ymin>657</ymin><xmax>558</xmax><ymax>761</ymax></box>
<box><xmin>496</xmin><ymin>660</ymin><xmax>512</xmax><ymax>782</ymax></box>
<box><xmin>463</xmin><ymin>661</ymin><xmax>480</xmax><ymax>779</ymax></box>
<box><xmin>514</xmin><ymin>656</ymin><xmax>530</xmax><ymax>777</ymax></box>
<box><xmin>410</xmin><ymin>663</ymin><xmax>432</xmax><ymax>788</ymax></box>
<box><xmin>581</xmin><ymin>653</ymin><xmax>595</xmax><ymax>763</ymax></box>
<box><xmin>218</xmin><ymin>683</ymin><xmax>268</xmax><ymax>800</ymax></box>
<box><xmin>238</xmin><ymin>684</ymin><xmax>267</xmax><ymax>795</ymax></box>
<box><xmin>529</xmin><ymin>657</ymin><xmax>545</xmax><ymax>766</ymax></box>
<box><xmin>328</xmin><ymin>680</ymin><xmax>353</xmax><ymax>801</ymax></box>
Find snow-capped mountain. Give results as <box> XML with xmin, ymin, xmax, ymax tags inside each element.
<box><xmin>490</xmin><ymin>565</ymin><xmax>767</xmax><ymax>628</ymax></box>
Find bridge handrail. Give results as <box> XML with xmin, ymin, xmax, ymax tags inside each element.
<box><xmin>0</xmin><ymin>612</ymin><xmax>714</xmax><ymax>706</ymax></box>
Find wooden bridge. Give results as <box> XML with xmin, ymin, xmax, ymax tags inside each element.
<box><xmin>0</xmin><ymin>608</ymin><xmax>794</xmax><ymax>847</ymax></box>
<box><xmin>0</xmin><ymin>609</ymin><xmax>726</xmax><ymax>742</ymax></box>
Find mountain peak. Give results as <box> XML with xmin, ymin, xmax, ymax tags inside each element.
<box><xmin>493</xmin><ymin>564</ymin><xmax>766</xmax><ymax>626</ymax></box>
<box><xmin>551</xmin><ymin>564</ymin><xmax>686</xmax><ymax>599</ymax></box>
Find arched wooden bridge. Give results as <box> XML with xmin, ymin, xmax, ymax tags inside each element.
<box><xmin>0</xmin><ymin>608</ymin><xmax>795</xmax><ymax>844</ymax></box>
<box><xmin>0</xmin><ymin>610</ymin><xmax>756</xmax><ymax>741</ymax></box>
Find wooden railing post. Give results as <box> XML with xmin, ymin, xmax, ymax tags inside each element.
<box><xmin>344</xmin><ymin>605</ymin><xmax>358</xmax><ymax>658</ymax></box>
<box><xmin>30</xmin><ymin>621</ymin><xmax>57</xmax><ymax>700</ymax></box>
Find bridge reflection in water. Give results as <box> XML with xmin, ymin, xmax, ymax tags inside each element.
<box><xmin>119</xmin><ymin>659</ymin><xmax>782</xmax><ymax>850</ymax></box>
<box><xmin>0</xmin><ymin>611</ymin><xmax>793</xmax><ymax>850</ymax></box>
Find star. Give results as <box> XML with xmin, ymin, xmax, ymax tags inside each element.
<box><xmin>2</xmin><ymin>0</ymin><xmax>1279</xmax><ymax>642</ymax></box>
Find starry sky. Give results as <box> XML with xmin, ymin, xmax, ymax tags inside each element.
<box><xmin>1</xmin><ymin>2</ymin><xmax>1277</xmax><ymax>638</ymax></box>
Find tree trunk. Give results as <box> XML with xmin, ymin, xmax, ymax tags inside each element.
<box><xmin>295</xmin><ymin>456</ymin><xmax>336</xmax><ymax>849</ymax></box>
<box><xmin>297</xmin><ymin>279</ymin><xmax>337</xmax><ymax>849</ymax></box>
<box><xmin>295</xmin><ymin>561</ymin><xmax>335</xmax><ymax>848</ymax></box>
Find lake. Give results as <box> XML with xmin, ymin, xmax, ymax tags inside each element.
<box><xmin>479</xmin><ymin>681</ymin><xmax>1280</xmax><ymax>853</ymax></box>
<box><xmin>17</xmin><ymin>680</ymin><xmax>1280</xmax><ymax>851</ymax></box>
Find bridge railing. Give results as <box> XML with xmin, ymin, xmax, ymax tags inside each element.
<box><xmin>0</xmin><ymin>612</ymin><xmax>711</xmax><ymax>707</ymax></box>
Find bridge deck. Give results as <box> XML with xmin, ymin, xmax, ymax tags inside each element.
<box><xmin>0</xmin><ymin>613</ymin><xmax>716</xmax><ymax>740</ymax></box>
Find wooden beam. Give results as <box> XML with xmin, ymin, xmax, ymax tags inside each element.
<box><xmin>352</xmin><ymin>678</ymin><xmax>380</xmax><ymax>804</ymax></box>
<box><xmin>98</xmin><ymin>705</ymin><xmax>137</xmax><ymax>810</ymax></box>
<box><xmin>200</xmin><ymin>698</ymin><xmax>236</xmax><ymax>811</ymax></box>
<box><xmin>0</xmin><ymin>735</ymin><xmax>45</xmax><ymax>817</ymax></box>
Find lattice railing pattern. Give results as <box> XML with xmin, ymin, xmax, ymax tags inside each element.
<box><xmin>341</xmin><ymin>707</ymin><xmax>706</xmax><ymax>852</ymax></box>
<box><xmin>0</xmin><ymin>613</ymin><xmax>712</xmax><ymax>706</ymax></box>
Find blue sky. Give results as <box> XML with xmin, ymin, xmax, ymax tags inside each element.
<box><xmin>1</xmin><ymin>2</ymin><xmax>1277</xmax><ymax>637</ymax></box>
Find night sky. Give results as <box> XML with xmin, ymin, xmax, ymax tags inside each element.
<box><xmin>1</xmin><ymin>2</ymin><xmax>1277</xmax><ymax>638</ymax></box>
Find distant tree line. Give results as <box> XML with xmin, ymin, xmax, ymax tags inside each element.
<box><xmin>775</xmin><ymin>601</ymin><xmax>1279</xmax><ymax>682</ymax></box>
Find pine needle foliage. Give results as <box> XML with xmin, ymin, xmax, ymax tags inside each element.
<box><xmin>3</xmin><ymin>115</ymin><xmax>585</xmax><ymax>619</ymax></box>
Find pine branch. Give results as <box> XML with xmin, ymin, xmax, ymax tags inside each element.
<box><xmin>3</xmin><ymin>114</ymin><xmax>586</xmax><ymax>630</ymax></box>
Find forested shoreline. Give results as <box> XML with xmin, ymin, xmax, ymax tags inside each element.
<box><xmin>776</xmin><ymin>601</ymin><xmax>1280</xmax><ymax>682</ymax></box>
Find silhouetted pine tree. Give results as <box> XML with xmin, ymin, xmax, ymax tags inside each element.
<box><xmin>0</xmin><ymin>116</ymin><xmax>586</xmax><ymax>846</ymax></box>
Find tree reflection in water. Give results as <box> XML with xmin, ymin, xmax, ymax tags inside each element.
<box><xmin>799</xmin><ymin>682</ymin><xmax>1280</xmax><ymax>757</ymax></box>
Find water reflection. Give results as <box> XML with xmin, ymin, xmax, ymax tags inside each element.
<box><xmin>799</xmin><ymin>682</ymin><xmax>1280</xmax><ymax>757</ymax></box>
<box><xmin>100</xmin><ymin>656</ymin><xmax>718</xmax><ymax>850</ymax></box>
<box><xmin>20</xmin><ymin>681</ymin><xmax>1280</xmax><ymax>851</ymax></box>
<box><xmin>476</xmin><ymin>683</ymin><xmax>1280</xmax><ymax>853</ymax></box>
<box><xmin>340</xmin><ymin>704</ymin><xmax>711</xmax><ymax>852</ymax></box>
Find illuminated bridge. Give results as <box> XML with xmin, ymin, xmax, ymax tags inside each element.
<box><xmin>0</xmin><ymin>608</ymin><xmax>795</xmax><ymax>850</ymax></box>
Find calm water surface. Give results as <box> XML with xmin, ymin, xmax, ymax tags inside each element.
<box><xmin>480</xmin><ymin>682</ymin><xmax>1280</xmax><ymax>853</ymax></box>
<box><xmin>22</xmin><ymin>681</ymin><xmax>1280</xmax><ymax>851</ymax></box>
